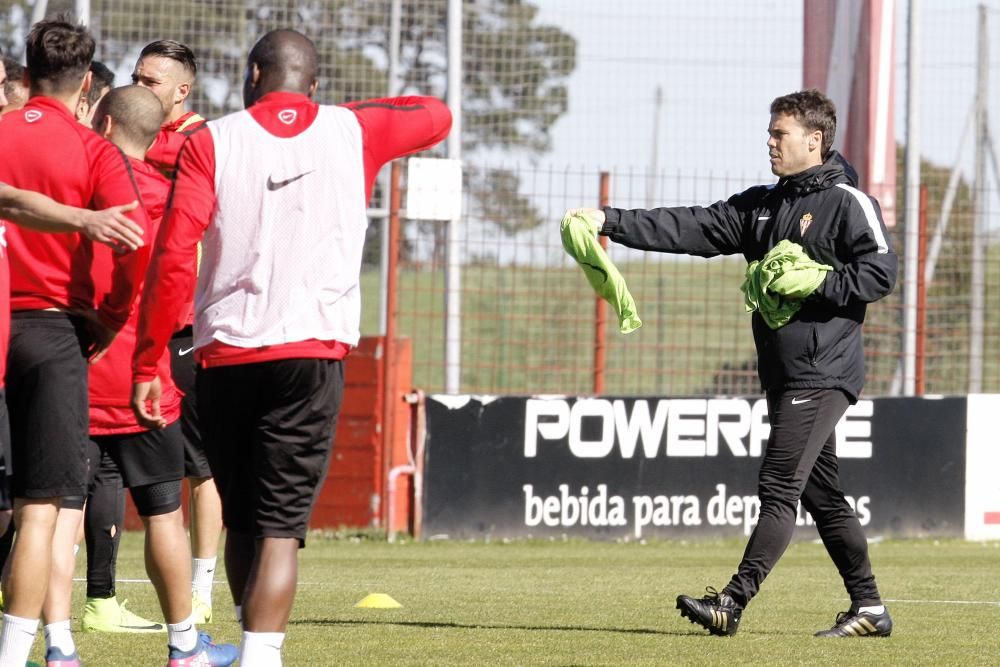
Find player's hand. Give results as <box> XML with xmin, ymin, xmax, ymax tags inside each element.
<box><xmin>131</xmin><ymin>376</ymin><xmax>168</xmax><ymax>430</ymax></box>
<box><xmin>78</xmin><ymin>310</ymin><xmax>117</xmax><ymax>363</ymax></box>
<box><xmin>565</xmin><ymin>208</ymin><xmax>606</xmax><ymax>234</ymax></box>
<box><xmin>80</xmin><ymin>201</ymin><xmax>144</xmax><ymax>253</ymax></box>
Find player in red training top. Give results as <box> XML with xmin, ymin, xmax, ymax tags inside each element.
<box><xmin>132</xmin><ymin>29</ymin><xmax>451</xmax><ymax>666</ymax></box>
<box><xmin>133</xmin><ymin>41</ymin><xmax>220</xmax><ymax>623</ymax></box>
<box><xmin>84</xmin><ymin>84</ymin><xmax>237</xmax><ymax>666</ymax></box>
<box><xmin>135</xmin><ymin>40</ymin><xmax>206</xmax><ymax>176</ymax></box>
<box><xmin>0</xmin><ymin>19</ymin><xmax>154</xmax><ymax>667</ymax></box>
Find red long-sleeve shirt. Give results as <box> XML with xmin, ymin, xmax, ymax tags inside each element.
<box><xmin>145</xmin><ymin>111</ymin><xmax>205</xmax><ymax>176</ymax></box>
<box><xmin>90</xmin><ymin>158</ymin><xmax>181</xmax><ymax>434</ymax></box>
<box><xmin>0</xmin><ymin>96</ymin><xmax>152</xmax><ymax>330</ymax></box>
<box><xmin>133</xmin><ymin>92</ymin><xmax>451</xmax><ymax>382</ymax></box>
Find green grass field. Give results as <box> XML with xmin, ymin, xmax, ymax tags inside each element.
<box><xmin>31</xmin><ymin>533</ymin><xmax>1000</xmax><ymax>665</ymax></box>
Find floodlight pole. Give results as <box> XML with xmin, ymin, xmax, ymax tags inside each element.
<box><xmin>901</xmin><ymin>0</ymin><xmax>921</xmax><ymax>395</ymax></box>
<box><xmin>445</xmin><ymin>0</ymin><xmax>463</xmax><ymax>393</ymax></box>
<box><xmin>75</xmin><ymin>0</ymin><xmax>90</xmax><ymax>25</ymax></box>
<box><xmin>32</xmin><ymin>0</ymin><xmax>48</xmax><ymax>24</ymax></box>
<box><xmin>969</xmin><ymin>4</ymin><xmax>988</xmax><ymax>393</ymax></box>
<box><xmin>377</xmin><ymin>0</ymin><xmax>403</xmax><ymax>336</ymax></box>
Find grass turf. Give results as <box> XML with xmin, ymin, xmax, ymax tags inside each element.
<box><xmin>30</xmin><ymin>533</ymin><xmax>1000</xmax><ymax>665</ymax></box>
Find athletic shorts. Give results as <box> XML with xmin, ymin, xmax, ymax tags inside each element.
<box><xmin>7</xmin><ymin>312</ymin><xmax>89</xmax><ymax>499</ymax></box>
<box><xmin>197</xmin><ymin>358</ymin><xmax>343</xmax><ymax>545</ymax></box>
<box><xmin>0</xmin><ymin>391</ymin><xmax>10</xmax><ymax>511</ymax></box>
<box><xmin>89</xmin><ymin>423</ymin><xmax>185</xmax><ymax>490</ymax></box>
<box><xmin>168</xmin><ymin>328</ymin><xmax>212</xmax><ymax>479</ymax></box>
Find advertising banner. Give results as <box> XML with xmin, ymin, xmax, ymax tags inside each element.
<box><xmin>422</xmin><ymin>395</ymin><xmax>966</xmax><ymax>540</ymax></box>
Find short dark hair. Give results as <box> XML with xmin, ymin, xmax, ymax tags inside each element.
<box><xmin>2</xmin><ymin>57</ymin><xmax>25</xmax><ymax>84</ymax></box>
<box><xmin>139</xmin><ymin>40</ymin><xmax>197</xmax><ymax>77</ymax></box>
<box><xmin>770</xmin><ymin>89</ymin><xmax>837</xmax><ymax>158</ymax></box>
<box><xmin>94</xmin><ymin>85</ymin><xmax>165</xmax><ymax>150</ymax></box>
<box><xmin>86</xmin><ymin>60</ymin><xmax>115</xmax><ymax>107</ymax></box>
<box><xmin>25</xmin><ymin>16</ymin><xmax>94</xmax><ymax>94</ymax></box>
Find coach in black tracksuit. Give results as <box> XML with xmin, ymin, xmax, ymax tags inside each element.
<box><xmin>572</xmin><ymin>90</ymin><xmax>897</xmax><ymax>637</ymax></box>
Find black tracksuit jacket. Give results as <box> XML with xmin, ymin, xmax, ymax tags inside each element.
<box><xmin>600</xmin><ymin>151</ymin><xmax>897</xmax><ymax>402</ymax></box>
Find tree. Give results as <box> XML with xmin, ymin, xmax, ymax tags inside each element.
<box><xmin>1</xmin><ymin>0</ymin><xmax>576</xmax><ymax>252</ymax></box>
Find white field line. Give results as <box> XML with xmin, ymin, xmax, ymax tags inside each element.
<box><xmin>883</xmin><ymin>598</ymin><xmax>1000</xmax><ymax>607</ymax></box>
<box><xmin>79</xmin><ymin>579</ymin><xmax>1000</xmax><ymax>607</ymax></box>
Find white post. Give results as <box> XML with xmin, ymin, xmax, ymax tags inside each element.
<box><xmin>31</xmin><ymin>0</ymin><xmax>49</xmax><ymax>24</ymax></box>
<box><xmin>445</xmin><ymin>0</ymin><xmax>463</xmax><ymax>393</ymax></box>
<box><xmin>75</xmin><ymin>0</ymin><xmax>90</xmax><ymax>25</ymax></box>
<box><xmin>901</xmin><ymin>0</ymin><xmax>921</xmax><ymax>395</ymax></box>
<box><xmin>969</xmin><ymin>3</ymin><xmax>988</xmax><ymax>393</ymax></box>
<box><xmin>377</xmin><ymin>0</ymin><xmax>403</xmax><ymax>336</ymax></box>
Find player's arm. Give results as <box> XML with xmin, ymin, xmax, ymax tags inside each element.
<box><xmin>90</xmin><ymin>145</ymin><xmax>155</xmax><ymax>334</ymax></box>
<box><xmin>596</xmin><ymin>190</ymin><xmax>755</xmax><ymax>258</ymax></box>
<box><xmin>813</xmin><ymin>194</ymin><xmax>897</xmax><ymax>307</ymax></box>
<box><xmin>132</xmin><ymin>128</ymin><xmax>215</xmax><ymax>429</ymax></box>
<box><xmin>0</xmin><ymin>183</ymin><xmax>144</xmax><ymax>251</ymax></box>
<box><xmin>346</xmin><ymin>96</ymin><xmax>453</xmax><ymax>196</ymax></box>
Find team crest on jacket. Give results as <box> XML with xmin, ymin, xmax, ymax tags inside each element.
<box><xmin>799</xmin><ymin>212</ymin><xmax>814</xmax><ymax>236</ymax></box>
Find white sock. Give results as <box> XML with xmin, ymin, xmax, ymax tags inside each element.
<box><xmin>240</xmin><ymin>631</ymin><xmax>284</xmax><ymax>667</ymax></box>
<box><xmin>43</xmin><ymin>620</ymin><xmax>75</xmax><ymax>655</ymax></box>
<box><xmin>234</xmin><ymin>605</ymin><xmax>243</xmax><ymax>626</ymax></box>
<box><xmin>191</xmin><ymin>557</ymin><xmax>217</xmax><ymax>603</ymax></box>
<box><xmin>0</xmin><ymin>613</ymin><xmax>39</xmax><ymax>665</ymax></box>
<box><xmin>858</xmin><ymin>604</ymin><xmax>885</xmax><ymax>615</ymax></box>
<box><xmin>167</xmin><ymin>614</ymin><xmax>199</xmax><ymax>653</ymax></box>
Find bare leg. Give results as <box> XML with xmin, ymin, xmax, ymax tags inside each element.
<box><xmin>242</xmin><ymin>537</ymin><xmax>299</xmax><ymax>633</ymax></box>
<box><xmin>189</xmin><ymin>477</ymin><xmax>223</xmax><ymax>559</ymax></box>
<box><xmin>3</xmin><ymin>499</ymin><xmax>59</xmax><ymax>618</ymax></box>
<box><xmin>41</xmin><ymin>507</ymin><xmax>83</xmax><ymax>624</ymax></box>
<box><xmin>224</xmin><ymin>530</ymin><xmax>254</xmax><ymax>607</ymax></box>
<box><xmin>141</xmin><ymin>508</ymin><xmax>193</xmax><ymax>624</ymax></box>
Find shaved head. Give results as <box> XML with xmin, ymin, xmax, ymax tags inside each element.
<box><xmin>93</xmin><ymin>84</ymin><xmax>165</xmax><ymax>153</ymax></box>
<box><xmin>243</xmin><ymin>29</ymin><xmax>318</xmax><ymax>107</ymax></box>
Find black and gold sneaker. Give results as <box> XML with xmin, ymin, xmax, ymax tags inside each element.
<box><xmin>676</xmin><ymin>587</ymin><xmax>742</xmax><ymax>636</ymax></box>
<box><xmin>814</xmin><ymin>607</ymin><xmax>892</xmax><ymax>638</ymax></box>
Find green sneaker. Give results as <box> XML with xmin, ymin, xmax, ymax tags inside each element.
<box><xmin>81</xmin><ymin>596</ymin><xmax>165</xmax><ymax>633</ymax></box>
<box><xmin>192</xmin><ymin>593</ymin><xmax>213</xmax><ymax>624</ymax></box>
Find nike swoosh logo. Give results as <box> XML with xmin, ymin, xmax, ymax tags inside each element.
<box><xmin>267</xmin><ymin>170</ymin><xmax>314</xmax><ymax>191</ymax></box>
<box><xmin>791</xmin><ymin>397</ymin><xmax>812</xmax><ymax>405</ymax></box>
<box><xmin>178</xmin><ymin>347</ymin><xmax>195</xmax><ymax>356</ymax></box>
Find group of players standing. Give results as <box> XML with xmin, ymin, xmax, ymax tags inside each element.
<box><xmin>0</xmin><ymin>15</ymin><xmax>451</xmax><ymax>667</ymax></box>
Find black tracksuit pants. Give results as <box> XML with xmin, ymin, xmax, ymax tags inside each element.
<box><xmin>722</xmin><ymin>388</ymin><xmax>882</xmax><ymax>609</ymax></box>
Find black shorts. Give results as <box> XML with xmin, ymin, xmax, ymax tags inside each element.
<box><xmin>7</xmin><ymin>312</ymin><xmax>89</xmax><ymax>499</ymax></box>
<box><xmin>0</xmin><ymin>391</ymin><xmax>11</xmax><ymax>511</ymax></box>
<box><xmin>168</xmin><ymin>328</ymin><xmax>212</xmax><ymax>479</ymax></box>
<box><xmin>89</xmin><ymin>423</ymin><xmax>185</xmax><ymax>490</ymax></box>
<box><xmin>197</xmin><ymin>358</ymin><xmax>343</xmax><ymax>545</ymax></box>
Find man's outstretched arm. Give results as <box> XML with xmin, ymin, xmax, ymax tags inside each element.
<box><xmin>0</xmin><ymin>183</ymin><xmax>145</xmax><ymax>252</ymax></box>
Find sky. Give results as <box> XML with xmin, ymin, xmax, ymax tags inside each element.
<box><xmin>527</xmin><ymin>0</ymin><xmax>994</xmax><ymax>209</ymax></box>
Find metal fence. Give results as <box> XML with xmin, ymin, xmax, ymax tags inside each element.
<box><xmin>0</xmin><ymin>0</ymin><xmax>997</xmax><ymax>397</ymax></box>
<box><xmin>381</xmin><ymin>157</ymin><xmax>998</xmax><ymax>397</ymax></box>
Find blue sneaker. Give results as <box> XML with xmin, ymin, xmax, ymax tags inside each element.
<box><xmin>45</xmin><ymin>646</ymin><xmax>82</xmax><ymax>667</ymax></box>
<box><xmin>166</xmin><ymin>632</ymin><xmax>238</xmax><ymax>667</ymax></box>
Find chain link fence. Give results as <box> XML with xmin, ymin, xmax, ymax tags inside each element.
<box><xmin>0</xmin><ymin>0</ymin><xmax>997</xmax><ymax>396</ymax></box>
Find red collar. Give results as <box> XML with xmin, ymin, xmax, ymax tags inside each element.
<box><xmin>250</xmin><ymin>91</ymin><xmax>314</xmax><ymax>108</ymax></box>
<box><xmin>24</xmin><ymin>95</ymin><xmax>77</xmax><ymax>119</ymax></box>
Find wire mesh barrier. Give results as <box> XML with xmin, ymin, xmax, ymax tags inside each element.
<box><xmin>0</xmin><ymin>0</ymin><xmax>998</xmax><ymax>397</ymax></box>
<box><xmin>379</xmin><ymin>160</ymin><xmax>1000</xmax><ymax>397</ymax></box>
